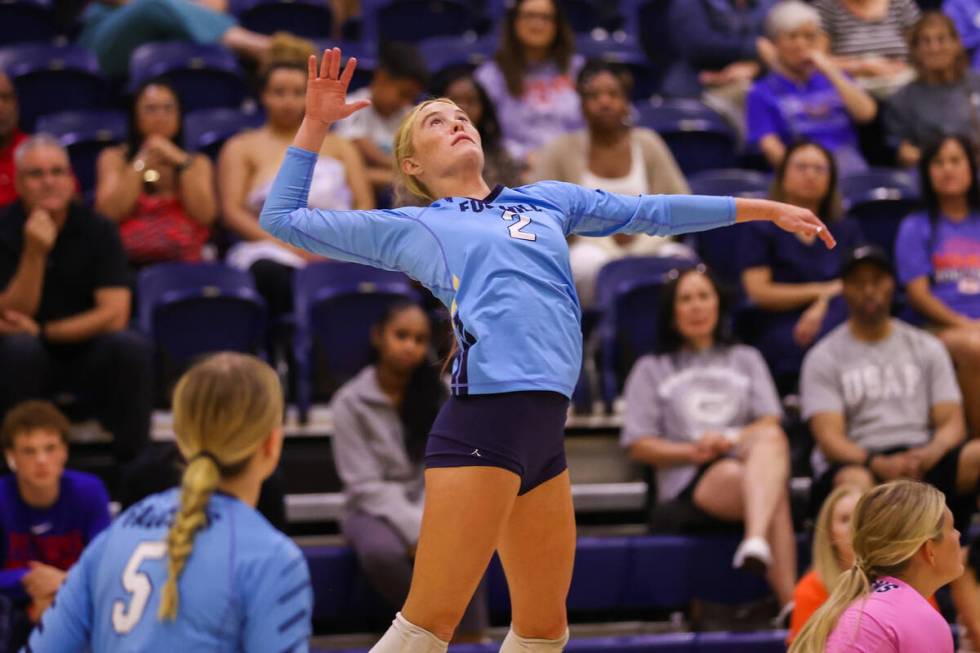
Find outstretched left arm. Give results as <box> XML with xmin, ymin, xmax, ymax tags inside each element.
<box><xmin>549</xmin><ymin>181</ymin><xmax>835</xmax><ymax>249</ymax></box>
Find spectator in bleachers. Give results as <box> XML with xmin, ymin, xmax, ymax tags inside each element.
<box><xmin>622</xmin><ymin>267</ymin><xmax>796</xmax><ymax>619</ymax></box>
<box><xmin>800</xmin><ymin>244</ymin><xmax>980</xmax><ymax>646</ymax></box>
<box><xmin>333</xmin><ymin>42</ymin><xmax>428</xmax><ymax>201</ymax></box>
<box><xmin>788</xmin><ymin>485</ymin><xmax>865</xmax><ymax>644</ymax></box>
<box><xmin>0</xmin><ymin>136</ymin><xmax>153</xmax><ymax>464</ymax></box>
<box><xmin>945</xmin><ymin>0</ymin><xmax>980</xmax><ymax>69</ymax></box>
<box><xmin>740</xmin><ymin>140</ymin><xmax>861</xmax><ymax>392</ymax></box>
<box><xmin>0</xmin><ymin>400</ymin><xmax>110</xmax><ymax>649</ymax></box>
<box><xmin>886</xmin><ymin>13</ymin><xmax>980</xmax><ymax>168</ymax></box>
<box><xmin>77</xmin><ymin>0</ymin><xmax>313</xmax><ymax>79</ymax></box>
<box><xmin>747</xmin><ymin>1</ymin><xmax>877</xmax><ymax>174</ymax></box>
<box><xmin>474</xmin><ymin>0</ymin><xmax>583</xmax><ymax>167</ymax></box>
<box><xmin>220</xmin><ymin>57</ymin><xmax>373</xmax><ymax>317</ymax></box>
<box><xmin>895</xmin><ymin>135</ymin><xmax>980</xmax><ymax>440</ymax></box>
<box><xmin>94</xmin><ymin>80</ymin><xmax>216</xmax><ymax>268</ymax></box>
<box><xmin>814</xmin><ymin>0</ymin><xmax>919</xmax><ymax>97</ymax></box>
<box><xmin>0</xmin><ymin>73</ymin><xmax>26</xmax><ymax>208</ymax></box>
<box><xmin>430</xmin><ymin>67</ymin><xmax>523</xmax><ymax>191</ymax></box>
<box><xmin>331</xmin><ymin>302</ymin><xmax>488</xmax><ymax>640</ymax></box>
<box><xmin>531</xmin><ymin>60</ymin><xmax>694</xmax><ymax>308</ymax></box>
<box><xmin>663</xmin><ymin>0</ymin><xmax>778</xmax><ymax>136</ymax></box>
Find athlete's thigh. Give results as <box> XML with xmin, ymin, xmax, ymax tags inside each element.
<box><xmin>404</xmin><ymin>466</ymin><xmax>521</xmax><ymax>622</ymax></box>
<box><xmin>496</xmin><ymin>469</ymin><xmax>576</xmax><ymax>638</ymax></box>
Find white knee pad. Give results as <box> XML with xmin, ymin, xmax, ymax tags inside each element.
<box><xmin>369</xmin><ymin>612</ymin><xmax>449</xmax><ymax>653</ymax></box>
<box><xmin>499</xmin><ymin>626</ymin><xmax>569</xmax><ymax>652</ymax></box>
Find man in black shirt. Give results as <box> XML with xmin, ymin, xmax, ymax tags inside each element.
<box><xmin>0</xmin><ymin>135</ymin><xmax>151</xmax><ymax>462</ymax></box>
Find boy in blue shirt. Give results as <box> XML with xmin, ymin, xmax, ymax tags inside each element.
<box><xmin>0</xmin><ymin>400</ymin><xmax>110</xmax><ymax>647</ymax></box>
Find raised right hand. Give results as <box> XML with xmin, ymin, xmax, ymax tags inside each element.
<box><xmin>24</xmin><ymin>208</ymin><xmax>56</xmax><ymax>254</ymax></box>
<box><xmin>305</xmin><ymin>47</ymin><xmax>372</xmax><ymax>126</ymax></box>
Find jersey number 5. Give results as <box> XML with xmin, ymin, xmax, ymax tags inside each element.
<box><xmin>502</xmin><ymin>210</ymin><xmax>537</xmax><ymax>242</ymax></box>
<box><xmin>112</xmin><ymin>541</ymin><xmax>168</xmax><ymax>634</ymax></box>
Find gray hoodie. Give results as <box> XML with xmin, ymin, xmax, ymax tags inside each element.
<box><xmin>330</xmin><ymin>366</ymin><xmax>425</xmax><ymax>544</ymax></box>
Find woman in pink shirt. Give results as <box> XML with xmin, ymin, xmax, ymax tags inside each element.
<box><xmin>790</xmin><ymin>480</ymin><xmax>963</xmax><ymax>653</ymax></box>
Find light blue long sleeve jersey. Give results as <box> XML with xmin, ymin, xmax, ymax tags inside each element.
<box><xmin>22</xmin><ymin>489</ymin><xmax>312</xmax><ymax>653</ymax></box>
<box><xmin>261</xmin><ymin>146</ymin><xmax>737</xmax><ymax>397</ymax></box>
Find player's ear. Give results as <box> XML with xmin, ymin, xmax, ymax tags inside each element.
<box><xmin>262</xmin><ymin>427</ymin><xmax>284</xmax><ymax>461</ymax></box>
<box><xmin>401</xmin><ymin>155</ymin><xmax>422</xmax><ymax>177</ymax></box>
<box><xmin>5</xmin><ymin>455</ymin><xmax>15</xmax><ymax>472</ymax></box>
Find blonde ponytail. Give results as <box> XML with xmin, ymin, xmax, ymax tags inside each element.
<box><xmin>790</xmin><ymin>481</ymin><xmax>946</xmax><ymax>653</ymax></box>
<box><xmin>157</xmin><ymin>353</ymin><xmax>283</xmax><ymax>621</ymax></box>
<box><xmin>158</xmin><ymin>455</ymin><xmax>221</xmax><ymax>620</ymax></box>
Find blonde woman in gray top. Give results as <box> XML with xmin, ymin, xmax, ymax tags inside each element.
<box><xmin>330</xmin><ymin>302</ymin><xmax>487</xmax><ymax>640</ymax></box>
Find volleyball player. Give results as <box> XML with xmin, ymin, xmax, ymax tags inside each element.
<box><xmin>22</xmin><ymin>353</ymin><xmax>312</xmax><ymax>652</ymax></box>
<box><xmin>260</xmin><ymin>48</ymin><xmax>836</xmax><ymax>652</ymax></box>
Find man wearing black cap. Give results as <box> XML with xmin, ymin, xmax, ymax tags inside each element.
<box><xmin>801</xmin><ymin>245</ymin><xmax>980</xmax><ymax>643</ymax></box>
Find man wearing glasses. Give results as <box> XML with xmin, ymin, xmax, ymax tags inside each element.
<box><xmin>0</xmin><ymin>136</ymin><xmax>152</xmax><ymax>466</ymax></box>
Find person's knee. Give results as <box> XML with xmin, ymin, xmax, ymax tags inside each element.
<box><xmin>748</xmin><ymin>423</ymin><xmax>789</xmax><ymax>456</ymax></box>
<box><xmin>0</xmin><ymin>333</ymin><xmax>44</xmax><ymax>367</ymax></box>
<box><xmin>103</xmin><ymin>330</ymin><xmax>153</xmax><ymax>370</ymax></box>
<box><xmin>500</xmin><ymin>625</ymin><xmax>569</xmax><ymax>652</ymax></box>
<box><xmin>834</xmin><ymin>464</ymin><xmax>874</xmax><ymax>490</ymax></box>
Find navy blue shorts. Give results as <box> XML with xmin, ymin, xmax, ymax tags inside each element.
<box><xmin>424</xmin><ymin>391</ymin><xmax>569</xmax><ymax>495</ymax></box>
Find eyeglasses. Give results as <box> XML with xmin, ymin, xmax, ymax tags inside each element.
<box><xmin>21</xmin><ymin>166</ymin><xmax>71</xmax><ymax>180</ymax></box>
<box><xmin>517</xmin><ymin>9</ymin><xmax>556</xmax><ymax>22</ymax></box>
<box><xmin>789</xmin><ymin>161</ymin><xmax>830</xmax><ymax>175</ymax></box>
<box><xmin>917</xmin><ymin>34</ymin><xmax>954</xmax><ymax>47</ymax></box>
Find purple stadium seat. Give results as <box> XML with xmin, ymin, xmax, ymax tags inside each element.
<box><xmin>576</xmin><ymin>34</ymin><xmax>660</xmax><ymax>100</ymax></box>
<box><xmin>0</xmin><ymin>0</ymin><xmax>58</xmax><ymax>45</ymax></box>
<box><xmin>364</xmin><ymin>0</ymin><xmax>474</xmax><ymax>43</ymax></box>
<box><xmin>0</xmin><ymin>43</ymin><xmax>105</xmax><ymax>132</ymax></box>
<box><xmin>182</xmin><ymin>107</ymin><xmax>265</xmax><ymax>159</ymax></box>
<box><xmin>635</xmin><ymin>98</ymin><xmax>737</xmax><ymax>175</ymax></box>
<box><xmin>292</xmin><ymin>262</ymin><xmax>421</xmax><ymax>423</ymax></box>
<box><xmin>593</xmin><ymin>256</ymin><xmax>699</xmax><ymax>407</ymax></box>
<box><xmin>417</xmin><ymin>34</ymin><xmax>495</xmax><ymax>77</ymax></box>
<box><xmin>137</xmin><ymin>262</ymin><xmax>267</xmax><ymax>365</ymax></box>
<box><xmin>840</xmin><ymin>167</ymin><xmax>920</xmax><ymax>258</ymax></box>
<box><xmin>128</xmin><ymin>42</ymin><xmax>247</xmax><ymax>113</ymax></box>
<box><xmin>36</xmin><ymin>109</ymin><xmax>127</xmax><ymax>198</ymax></box>
<box><xmin>232</xmin><ymin>0</ymin><xmax>333</xmax><ymax>38</ymax></box>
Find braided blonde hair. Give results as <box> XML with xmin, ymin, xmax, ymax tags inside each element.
<box><xmin>790</xmin><ymin>481</ymin><xmax>947</xmax><ymax>653</ymax></box>
<box><xmin>158</xmin><ymin>352</ymin><xmax>283</xmax><ymax>620</ymax></box>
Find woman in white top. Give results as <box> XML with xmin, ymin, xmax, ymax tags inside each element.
<box><xmin>218</xmin><ymin>56</ymin><xmax>373</xmax><ymax>317</ymax></box>
<box><xmin>532</xmin><ymin>61</ymin><xmax>694</xmax><ymax>307</ymax></box>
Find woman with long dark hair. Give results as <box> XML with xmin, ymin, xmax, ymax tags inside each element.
<box><xmin>330</xmin><ymin>301</ymin><xmax>487</xmax><ymax>639</ymax></box>
<box><xmin>622</xmin><ymin>266</ymin><xmax>795</xmax><ymax>621</ymax></box>
<box><xmin>473</xmin><ymin>0</ymin><xmax>582</xmax><ymax>165</ymax></box>
<box><xmin>895</xmin><ymin>134</ymin><xmax>980</xmax><ymax>438</ymax></box>
<box><xmin>740</xmin><ymin>140</ymin><xmax>862</xmax><ymax>391</ymax></box>
<box><xmin>95</xmin><ymin>80</ymin><xmax>216</xmax><ymax>267</ymax></box>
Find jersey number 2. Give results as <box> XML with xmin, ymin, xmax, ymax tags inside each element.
<box><xmin>112</xmin><ymin>541</ymin><xmax>167</xmax><ymax>634</ymax></box>
<box><xmin>502</xmin><ymin>210</ymin><xmax>537</xmax><ymax>242</ymax></box>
